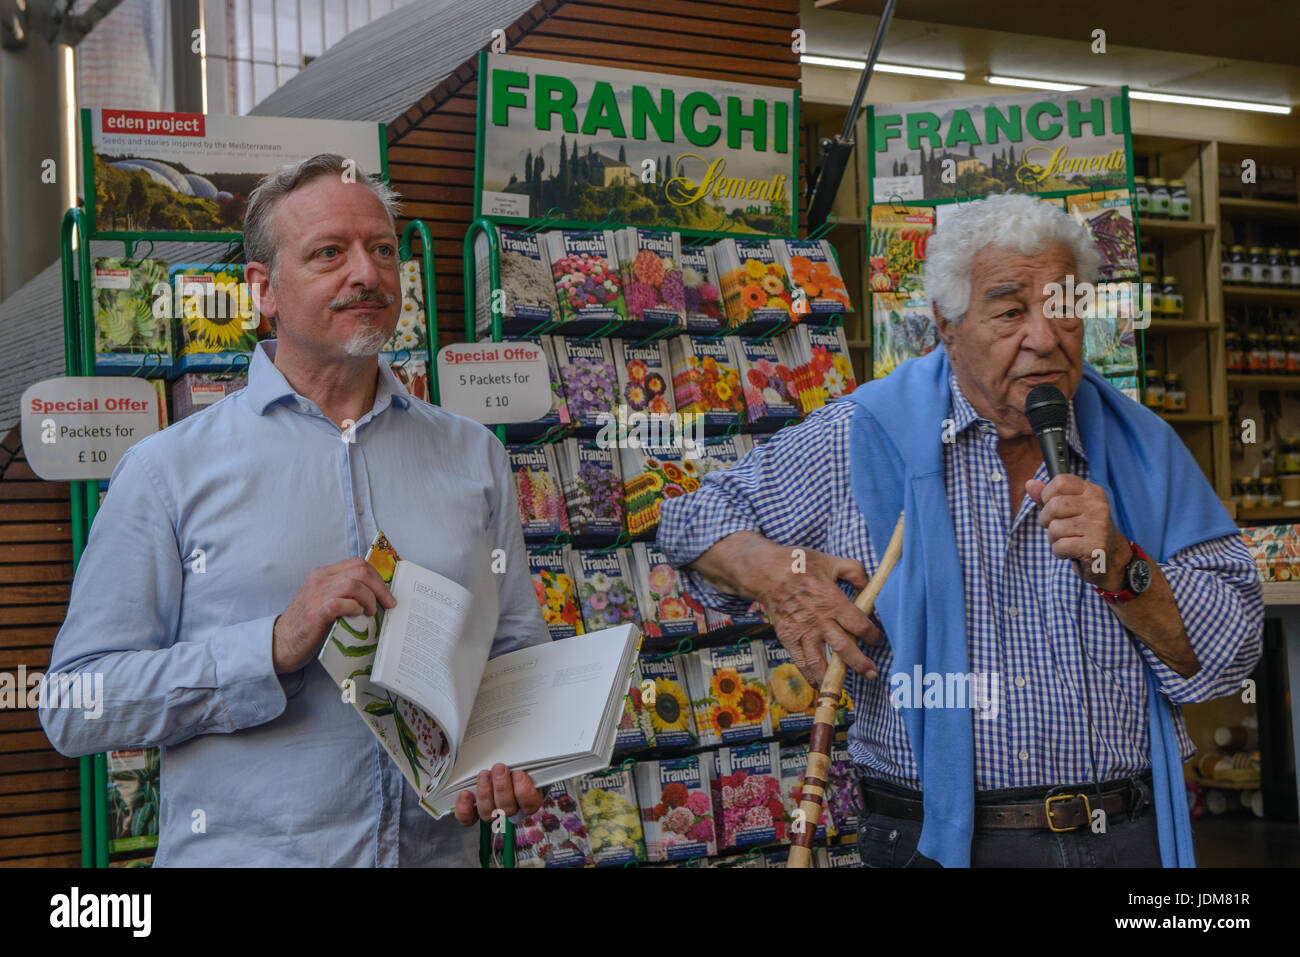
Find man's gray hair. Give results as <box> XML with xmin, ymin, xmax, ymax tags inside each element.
<box><xmin>923</xmin><ymin>192</ymin><xmax>1101</xmax><ymax>324</ymax></box>
<box><xmin>243</xmin><ymin>153</ymin><xmax>402</xmax><ymax>284</ymax></box>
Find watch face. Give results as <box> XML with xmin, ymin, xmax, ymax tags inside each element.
<box><xmin>1127</xmin><ymin>558</ymin><xmax>1152</xmax><ymax>595</ymax></box>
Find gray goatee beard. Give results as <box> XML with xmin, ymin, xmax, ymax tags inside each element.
<box><xmin>343</xmin><ymin>322</ymin><xmax>388</xmax><ymax>357</ymax></box>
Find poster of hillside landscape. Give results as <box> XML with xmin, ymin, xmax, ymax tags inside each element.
<box><xmin>869</xmin><ymin>86</ymin><xmax>1128</xmax><ymax>203</ymax></box>
<box><xmin>86</xmin><ymin>109</ymin><xmax>384</xmax><ymax>236</ymax></box>
<box><xmin>477</xmin><ymin>53</ymin><xmax>797</xmax><ymax>235</ymax></box>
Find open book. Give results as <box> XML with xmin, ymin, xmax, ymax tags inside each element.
<box><xmin>318</xmin><ymin>531</ymin><xmax>642</xmax><ymax>818</ymax></box>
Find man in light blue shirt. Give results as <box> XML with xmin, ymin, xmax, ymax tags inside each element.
<box><xmin>40</xmin><ymin>154</ymin><xmax>549</xmax><ymax>866</ymax></box>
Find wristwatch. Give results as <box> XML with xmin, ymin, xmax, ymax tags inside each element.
<box><xmin>1094</xmin><ymin>542</ymin><xmax>1152</xmax><ymax>605</ymax></box>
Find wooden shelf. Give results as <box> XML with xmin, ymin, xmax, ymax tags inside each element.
<box><xmin>1261</xmin><ymin>581</ymin><xmax>1300</xmax><ymax>605</ymax></box>
<box><xmin>1189</xmin><ymin>775</ymin><xmax>1260</xmax><ymax>791</ymax></box>
<box><xmin>1222</xmin><ymin>285</ymin><xmax>1300</xmax><ymax>304</ymax></box>
<box><xmin>1157</xmin><ymin>412</ymin><xmax>1224</xmax><ymax>423</ymax></box>
<box><xmin>1220</xmin><ymin>197</ymin><xmax>1300</xmax><ymax>223</ymax></box>
<box><xmin>1145</xmin><ymin>319</ymin><xmax>1218</xmax><ymax>333</ymax></box>
<box><xmin>1226</xmin><ymin>374</ymin><xmax>1300</xmax><ymax>390</ymax></box>
<box><xmin>1238</xmin><ymin>506</ymin><xmax>1300</xmax><ymax>522</ymax></box>
<box><xmin>1137</xmin><ymin>218</ymin><xmax>1215</xmax><ymax>238</ymax></box>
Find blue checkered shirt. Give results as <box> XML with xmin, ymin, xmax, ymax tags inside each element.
<box><xmin>657</xmin><ymin>377</ymin><xmax>1264</xmax><ymax>790</ymax></box>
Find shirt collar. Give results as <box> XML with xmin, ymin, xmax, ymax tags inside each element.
<box><xmin>245</xmin><ymin>339</ymin><xmax>411</xmax><ymax>417</ymax></box>
<box><xmin>947</xmin><ymin>372</ymin><xmax>1087</xmax><ymax>461</ymax></box>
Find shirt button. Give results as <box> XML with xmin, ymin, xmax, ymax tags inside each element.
<box><xmin>1015</xmin><ymin>676</ymin><xmax>1026</xmax><ymax>689</ymax></box>
<box><xmin>989</xmin><ymin>471</ymin><xmax>1002</xmax><ymax>482</ymax></box>
<box><xmin>1018</xmin><ymin>750</ymin><xmax>1029</xmax><ymax>761</ymax></box>
<box><xmin>1007</xmin><ymin>606</ymin><xmax>1019</xmax><ymax>618</ymax></box>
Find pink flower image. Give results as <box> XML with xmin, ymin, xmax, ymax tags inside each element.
<box><xmin>658</xmin><ymin>596</ymin><xmax>687</xmax><ymax>620</ymax></box>
<box><xmin>648</xmin><ymin>563</ymin><xmax>676</xmax><ymax>593</ymax></box>
<box><xmin>633</xmin><ymin>248</ymin><xmax>667</xmax><ymax>286</ymax></box>
<box><xmin>663</xmin><ymin>805</ymin><xmax>695</xmax><ymax>835</ymax></box>
<box><xmin>686</xmin><ymin>791</ymin><xmax>711</xmax><ymax>816</ymax></box>
<box><xmin>687</xmin><ymin>819</ymin><xmax>714</xmax><ymax>843</ymax></box>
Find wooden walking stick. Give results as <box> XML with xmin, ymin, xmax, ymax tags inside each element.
<box><xmin>787</xmin><ymin>511</ymin><xmax>904</xmax><ymax>868</ymax></box>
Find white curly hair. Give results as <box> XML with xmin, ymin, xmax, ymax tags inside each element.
<box><xmin>923</xmin><ymin>193</ymin><xmax>1101</xmax><ymax>324</ymax></box>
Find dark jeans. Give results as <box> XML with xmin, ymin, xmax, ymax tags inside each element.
<box><xmin>855</xmin><ymin>772</ymin><xmax>1164</xmax><ymax>868</ymax></box>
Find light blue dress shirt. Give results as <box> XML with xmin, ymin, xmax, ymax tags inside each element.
<box><xmin>40</xmin><ymin>339</ymin><xmax>550</xmax><ymax>866</ymax></box>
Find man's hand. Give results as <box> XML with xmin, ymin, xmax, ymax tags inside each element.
<box><xmin>757</xmin><ymin>546</ymin><xmax>881</xmax><ymax>685</ymax></box>
<box><xmin>454</xmin><ymin>764</ymin><xmax>544</xmax><ymax>826</ymax></box>
<box><xmin>1026</xmin><ymin>475</ymin><xmax>1130</xmax><ymax>591</ymax></box>
<box><xmin>272</xmin><ymin>557</ymin><xmax>396</xmax><ymax>674</ymax></box>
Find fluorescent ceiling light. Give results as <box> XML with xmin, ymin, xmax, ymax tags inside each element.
<box><xmin>987</xmin><ymin>75</ymin><xmax>1290</xmax><ymax>114</ymax></box>
<box><xmin>801</xmin><ymin>55</ymin><xmax>964</xmax><ymax>81</ymax></box>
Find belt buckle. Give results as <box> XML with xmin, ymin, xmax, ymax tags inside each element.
<box><xmin>1045</xmin><ymin>793</ymin><xmax>1091</xmax><ymax>832</ymax></box>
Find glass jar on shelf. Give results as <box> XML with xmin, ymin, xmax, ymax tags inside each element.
<box><xmin>1260</xmin><ymin>476</ymin><xmax>1282</xmax><ymax>508</ymax></box>
<box><xmin>1248</xmin><ymin>246</ymin><xmax>1269</xmax><ymax>286</ymax></box>
<box><xmin>1134</xmin><ymin>175</ymin><xmax>1150</xmax><ymax>216</ymax></box>
<box><xmin>1160</xmin><ymin>276</ymin><xmax>1183</xmax><ymax>318</ymax></box>
<box><xmin>1288</xmin><ymin>249</ymin><xmax>1300</xmax><ymax>289</ymax></box>
<box><xmin>1246</xmin><ymin>326</ymin><xmax>1268</xmax><ymax>373</ymax></box>
<box><xmin>1148</xmin><ymin>178</ymin><xmax>1170</xmax><ymax>218</ymax></box>
<box><xmin>1141</xmin><ymin>248</ymin><xmax>1159</xmax><ymax>276</ymax></box>
<box><xmin>1162</xmin><ymin>372</ymin><xmax>1186</xmax><ymax>412</ymax></box>
<box><xmin>1227</xmin><ymin>245</ymin><xmax>1248</xmax><ymax>285</ymax></box>
<box><xmin>1267</xmin><ymin>247</ymin><xmax>1287</xmax><ymax>287</ymax></box>
<box><xmin>1168</xmin><ymin>180</ymin><xmax>1190</xmax><ymax>219</ymax></box>
<box><xmin>1277</xmin><ymin>438</ymin><xmax>1300</xmax><ymax>474</ymax></box>
<box><xmin>1241</xmin><ymin>478</ymin><xmax>1261</xmax><ymax>511</ymax></box>
<box><xmin>1226</xmin><ymin>331</ymin><xmax>1243</xmax><ymax>372</ymax></box>
<box><xmin>1267</xmin><ymin>329</ymin><xmax>1287</xmax><ymax>373</ymax></box>
<box><xmin>1144</xmin><ymin>369</ymin><xmax>1165</xmax><ymax>409</ymax></box>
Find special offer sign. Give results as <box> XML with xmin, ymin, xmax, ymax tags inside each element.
<box><xmin>21</xmin><ymin>377</ymin><xmax>161</xmax><ymax>480</ymax></box>
<box><xmin>84</xmin><ymin>108</ymin><xmax>386</xmax><ymax>237</ymax></box>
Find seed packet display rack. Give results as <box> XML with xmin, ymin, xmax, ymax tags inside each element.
<box><xmin>462</xmin><ymin>214</ymin><xmax>859</xmax><ymax>867</ymax></box>
<box><xmin>58</xmin><ymin>208</ymin><xmax>441</xmax><ymax>866</ymax></box>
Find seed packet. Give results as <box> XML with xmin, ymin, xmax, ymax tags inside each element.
<box><xmin>545</xmin><ymin>229</ymin><xmax>627</xmax><ymax>327</ymax></box>
<box><xmin>711</xmin><ymin>239</ymin><xmax>796</xmax><ymax>326</ymax></box>
<box><xmin>735</xmin><ymin>337</ymin><xmax>799</xmax><ymax>426</ymax></box>
<box><xmin>868</xmin><ymin>206</ymin><xmax>933</xmax><ymax>295</ymax></box>
<box><xmin>824</xmin><ymin>736</ymin><xmax>862</xmax><ymax>836</ymax></box>
<box><xmin>870</xmin><ymin>291</ymin><xmax>937</xmax><ymax>380</ymax></box>
<box><xmin>762</xmin><ymin>846</ymin><xmax>793</xmax><ymax>868</ymax></box>
<box><xmin>630</xmin><ymin>542</ymin><xmax>707</xmax><ymax>640</ymax></box>
<box><xmin>389</xmin><ymin>356</ymin><xmax>429</xmax><ymax>403</ymax></box>
<box><xmin>764</xmin><ymin>639</ymin><xmax>817</xmax><ymax>733</ymax></box>
<box><xmin>501</xmin><ymin>336</ymin><xmax>571</xmax><ymax>442</ymax></box>
<box><xmin>703</xmin><ymin>601</ymin><xmax>768</xmax><ymax>637</ymax></box>
<box><xmin>170</xmin><ymin>263</ymin><xmax>268</xmax><ymax>370</ymax></box>
<box><xmin>577</xmin><ymin>767</ymin><xmax>647</xmax><ymax>866</ymax></box>
<box><xmin>779</xmin><ymin>744</ymin><xmax>829</xmax><ymax>841</ymax></box>
<box><xmin>512</xmin><ymin>779</ymin><xmax>593</xmax><ymax>868</ymax></box>
<box><xmin>691</xmin><ymin>433</ymin><xmax>752</xmax><ymax>481</ymax></box>
<box><xmin>170</xmin><ymin>372</ymin><xmax>247</xmax><ymax>421</ymax></box>
<box><xmin>710</xmin><ymin>852</ymin><xmax>768</xmax><ymax>868</ymax></box>
<box><xmin>619</xmin><ymin>444</ymin><xmax>700</xmax><ymax>538</ymax></box>
<box><xmin>612</xmin><ymin>338</ymin><xmax>676</xmax><ymax>418</ymax></box>
<box><xmin>573</xmin><ymin>548</ymin><xmax>640</xmax><ymax>633</ymax></box>
<box><xmin>613</xmin><ymin>661</ymin><xmax>655</xmax><ymax>752</ymax></box>
<box><xmin>92</xmin><ymin>257</ymin><xmax>172</xmax><ymax>371</ymax></box>
<box><xmin>637</xmin><ymin>652</ymin><xmax>698</xmax><ymax>748</ymax></box>
<box><xmin>107</xmin><ymin>748</ymin><xmax>161</xmax><ymax>853</ymax></box>
<box><xmin>780</xmin><ymin>324</ymin><xmax>858</xmax><ymax>412</ymax></box>
<box><xmin>527</xmin><ymin>547</ymin><xmax>584</xmax><ymax>641</ymax></box>
<box><xmin>383</xmin><ymin>258</ymin><xmax>430</xmax><ymax>357</ymax></box>
<box><xmin>557</xmin><ymin>439</ymin><xmax>623</xmax><ymax>538</ymax></box>
<box><xmin>149</xmin><ymin>380</ymin><xmax>169</xmax><ymax>431</ymax></box>
<box><xmin>775</xmin><ymin>238</ymin><xmax>854</xmax><ymax>317</ymax></box>
<box><xmin>554</xmin><ymin>336</ymin><xmax>620</xmax><ymax>429</ymax></box>
<box><xmin>685</xmin><ymin>642</ymin><xmax>772</xmax><ymax>746</ymax></box>
<box><xmin>508</xmin><ymin>443</ymin><xmax>570</xmax><ymax>539</ymax></box>
<box><xmin>614</xmin><ymin>228</ymin><xmax>686</xmax><ymax>330</ymax></box>
<box><xmin>711</xmin><ymin>741</ymin><xmax>786</xmax><ymax>847</ymax></box>
<box><xmin>679</xmin><ymin>245</ymin><xmax>725</xmax><ymax>335</ymax></box>
<box><xmin>823</xmin><ymin>844</ymin><xmax>863</xmax><ymax>868</ymax></box>
<box><xmin>474</xmin><ymin>227</ymin><xmax>559</xmax><ymax>339</ymax></box>
<box><xmin>1067</xmin><ymin>190</ymin><xmax>1138</xmax><ymax>281</ymax></box>
<box><xmin>636</xmin><ymin>754</ymin><xmax>717</xmax><ymax>861</ymax></box>
<box><xmin>669</xmin><ymin>335</ymin><xmax>745</xmax><ymax>428</ymax></box>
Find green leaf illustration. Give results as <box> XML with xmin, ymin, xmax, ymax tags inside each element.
<box><xmin>329</xmin><ymin>635</ymin><xmax>377</xmax><ymax>657</ymax></box>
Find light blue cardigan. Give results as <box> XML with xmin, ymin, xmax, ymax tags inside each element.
<box><xmin>843</xmin><ymin>346</ymin><xmax>1237</xmax><ymax>867</ymax></box>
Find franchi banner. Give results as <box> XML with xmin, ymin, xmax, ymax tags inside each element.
<box><xmin>869</xmin><ymin>86</ymin><xmax>1128</xmax><ymax>203</ymax></box>
<box><xmin>83</xmin><ymin>108</ymin><xmax>386</xmax><ymax>238</ymax></box>
<box><xmin>475</xmin><ymin>52</ymin><xmax>798</xmax><ymax>235</ymax></box>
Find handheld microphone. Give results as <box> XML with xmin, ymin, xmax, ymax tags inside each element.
<box><xmin>1024</xmin><ymin>384</ymin><xmax>1071</xmax><ymax>479</ymax></box>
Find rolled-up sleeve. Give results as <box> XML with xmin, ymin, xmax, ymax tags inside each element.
<box><xmin>39</xmin><ymin>448</ymin><xmax>288</xmax><ymax>757</ymax></box>
<box><xmin>1137</xmin><ymin>534</ymin><xmax>1264</xmax><ymax>704</ymax></box>
<box><xmin>657</xmin><ymin>403</ymin><xmax>854</xmax><ymax>613</ymax></box>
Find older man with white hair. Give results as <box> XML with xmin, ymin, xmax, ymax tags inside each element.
<box><xmin>657</xmin><ymin>193</ymin><xmax>1263</xmax><ymax>868</ymax></box>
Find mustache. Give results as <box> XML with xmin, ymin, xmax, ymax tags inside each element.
<box><xmin>329</xmin><ymin>289</ymin><xmax>395</xmax><ymax>311</ymax></box>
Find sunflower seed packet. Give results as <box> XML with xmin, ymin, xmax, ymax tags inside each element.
<box><xmin>170</xmin><ymin>263</ymin><xmax>265</xmax><ymax>369</ymax></box>
<box><xmin>636</xmin><ymin>651</ymin><xmax>698</xmax><ymax>748</ymax></box>
<box><xmin>577</xmin><ymin>767</ymin><xmax>647</xmax><ymax>866</ymax></box>
<box><xmin>93</xmin><ymin>257</ymin><xmax>173</xmax><ymax>370</ymax></box>
<box><xmin>685</xmin><ymin>642</ymin><xmax>772</xmax><ymax>747</ymax></box>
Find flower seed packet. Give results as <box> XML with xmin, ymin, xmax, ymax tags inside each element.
<box><xmin>614</xmin><ymin>228</ymin><xmax>686</xmax><ymax>330</ymax></box>
<box><xmin>823</xmin><ymin>844</ymin><xmax>864</xmax><ymax>868</ymax></box>
<box><xmin>703</xmin><ymin>601</ymin><xmax>767</xmax><ymax>637</ymax></box>
<box><xmin>509</xmin><ymin>443</ymin><xmax>570</xmax><ymax>540</ymax></box>
<box><xmin>711</xmin><ymin>239</ymin><xmax>796</xmax><ymax>327</ymax></box>
<box><xmin>577</xmin><ymin>767</ymin><xmax>647</xmax><ymax>866</ymax></box>
<box><xmin>170</xmin><ymin>263</ymin><xmax>268</xmax><ymax>370</ymax></box>
<box><xmin>93</xmin><ymin>257</ymin><xmax>172</xmax><ymax>371</ymax></box>
<box><xmin>546</xmin><ymin>229</ymin><xmax>627</xmax><ymax>327</ymax></box>
<box><xmin>870</xmin><ymin>290</ymin><xmax>936</xmax><ymax>380</ymax></box>
<box><xmin>619</xmin><ymin>444</ymin><xmax>700</xmax><ymax>538</ymax></box>
<box><xmin>712</xmin><ymin>741</ymin><xmax>786</xmax><ymax>848</ymax></box>
<box><xmin>170</xmin><ymin>372</ymin><xmax>247</xmax><ymax>422</ymax></box>
<box><xmin>389</xmin><ymin>356</ymin><xmax>429</xmax><ymax>403</ymax></box>
<box><xmin>637</xmin><ymin>652</ymin><xmax>698</xmax><ymax>748</ymax></box>
<box><xmin>636</xmin><ymin>755</ymin><xmax>717</xmax><ymax>861</ymax></box>
<box><xmin>502</xmin><ymin>336</ymin><xmax>571</xmax><ymax>442</ymax></box>
<box><xmin>555</xmin><ymin>336</ymin><xmax>620</xmax><ymax>429</ymax></box>
<box><xmin>527</xmin><ymin>547</ymin><xmax>584</xmax><ymax>641</ymax></box>
<box><xmin>692</xmin><ymin>433</ymin><xmax>752</xmax><ymax>481</ymax></box>
<box><xmin>513</xmin><ymin>779</ymin><xmax>593</xmax><ymax>868</ymax></box>
<box><xmin>775</xmin><ymin>238</ymin><xmax>853</xmax><ymax>317</ymax></box>
<box><xmin>557</xmin><ymin>439</ymin><xmax>623</xmax><ymax>538</ymax></box>
<box><xmin>764</xmin><ymin>639</ymin><xmax>817</xmax><ymax>733</ymax></box>
<box><xmin>630</xmin><ymin>542</ymin><xmax>706</xmax><ymax>641</ymax></box>
<box><xmin>680</xmin><ymin>245</ymin><xmax>726</xmax><ymax>335</ymax></box>
<box><xmin>736</xmin><ymin>337</ymin><xmax>799</xmax><ymax>425</ymax></box>
<box><xmin>573</xmin><ymin>548</ymin><xmax>640</xmax><ymax>633</ymax></box>
<box><xmin>824</xmin><ymin>736</ymin><xmax>862</xmax><ymax>836</ymax></box>
<box><xmin>779</xmin><ymin>744</ymin><xmax>829</xmax><ymax>841</ymax></box>
<box><xmin>106</xmin><ymin>748</ymin><xmax>160</xmax><ymax>852</ymax></box>
<box><xmin>780</xmin><ymin>324</ymin><xmax>858</xmax><ymax>413</ymax></box>
<box><xmin>685</xmin><ymin>642</ymin><xmax>772</xmax><ymax>746</ymax></box>
<box><xmin>613</xmin><ymin>660</ymin><xmax>655</xmax><ymax>753</ymax></box>
<box><xmin>763</xmin><ymin>846</ymin><xmax>793</xmax><ymax>868</ymax></box>
<box><xmin>669</xmin><ymin>335</ymin><xmax>745</xmax><ymax>428</ymax></box>
<box><xmin>474</xmin><ymin>227</ymin><xmax>559</xmax><ymax>340</ymax></box>
<box><xmin>383</xmin><ymin>258</ymin><xmax>429</xmax><ymax>357</ymax></box>
<box><xmin>612</xmin><ymin>338</ymin><xmax>676</xmax><ymax>418</ymax></box>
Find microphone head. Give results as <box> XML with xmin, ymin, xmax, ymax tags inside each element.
<box><xmin>1024</xmin><ymin>384</ymin><xmax>1068</xmax><ymax>432</ymax></box>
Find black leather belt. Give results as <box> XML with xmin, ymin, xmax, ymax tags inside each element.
<box><xmin>858</xmin><ymin>774</ymin><xmax>1151</xmax><ymax>831</ymax></box>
